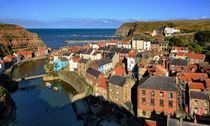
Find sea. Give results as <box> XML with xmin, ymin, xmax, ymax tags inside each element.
<box><xmin>28</xmin><ymin>29</ymin><xmax>120</xmax><ymax>50</ymax></box>
<box><xmin>3</xmin><ymin>29</ymin><xmax>119</xmax><ymax>126</ymax></box>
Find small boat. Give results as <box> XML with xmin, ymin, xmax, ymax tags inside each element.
<box><xmin>45</xmin><ymin>82</ymin><xmax>52</xmax><ymax>88</ymax></box>
<box><xmin>53</xmin><ymin>87</ymin><xmax>58</xmax><ymax>92</ymax></box>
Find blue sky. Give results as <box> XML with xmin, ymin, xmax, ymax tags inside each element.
<box><xmin>0</xmin><ymin>0</ymin><xmax>209</xmax><ymax>28</ymax></box>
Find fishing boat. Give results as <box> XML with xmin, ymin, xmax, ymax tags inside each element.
<box><xmin>45</xmin><ymin>82</ymin><xmax>52</xmax><ymax>88</ymax></box>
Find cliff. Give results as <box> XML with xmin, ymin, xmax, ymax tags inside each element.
<box><xmin>0</xmin><ymin>86</ymin><xmax>16</xmax><ymax>122</ymax></box>
<box><xmin>0</xmin><ymin>24</ymin><xmax>44</xmax><ymax>50</ymax></box>
<box><xmin>115</xmin><ymin>20</ymin><xmax>210</xmax><ymax>37</ymax></box>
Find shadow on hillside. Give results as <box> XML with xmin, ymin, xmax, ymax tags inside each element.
<box><xmin>0</xmin><ymin>74</ymin><xmax>18</xmax><ymax>92</ymax></box>
<box><xmin>72</xmin><ymin>95</ymin><xmax>142</xmax><ymax>126</ymax></box>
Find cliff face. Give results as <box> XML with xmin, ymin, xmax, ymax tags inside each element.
<box><xmin>115</xmin><ymin>20</ymin><xmax>210</xmax><ymax>37</ymax></box>
<box><xmin>115</xmin><ymin>23</ymin><xmax>134</xmax><ymax>37</ymax></box>
<box><xmin>0</xmin><ymin>86</ymin><xmax>15</xmax><ymax>120</ymax></box>
<box><xmin>0</xmin><ymin>24</ymin><xmax>44</xmax><ymax>49</ymax></box>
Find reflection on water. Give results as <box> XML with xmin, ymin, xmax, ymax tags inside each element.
<box><xmin>12</xmin><ymin>59</ymin><xmax>47</xmax><ymax>79</ymax></box>
<box><xmin>9</xmin><ymin>59</ymin><xmax>80</xmax><ymax>126</ymax></box>
<box><xmin>11</xmin><ymin>78</ymin><xmax>78</xmax><ymax>126</ymax></box>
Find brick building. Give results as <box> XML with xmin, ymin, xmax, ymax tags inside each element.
<box><xmin>137</xmin><ymin>76</ymin><xmax>180</xmax><ymax>118</ymax></box>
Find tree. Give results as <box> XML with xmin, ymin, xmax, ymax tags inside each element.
<box><xmin>205</xmin><ymin>51</ymin><xmax>210</xmax><ymax>56</ymax></box>
<box><xmin>195</xmin><ymin>31</ymin><xmax>210</xmax><ymax>46</ymax></box>
<box><xmin>169</xmin><ymin>37</ymin><xmax>184</xmax><ymax>47</ymax></box>
<box><xmin>187</xmin><ymin>42</ymin><xmax>203</xmax><ymax>53</ymax></box>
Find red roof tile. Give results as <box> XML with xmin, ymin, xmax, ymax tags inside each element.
<box><xmin>179</xmin><ymin>73</ymin><xmax>207</xmax><ymax>82</ymax></box>
<box><xmin>72</xmin><ymin>57</ymin><xmax>80</xmax><ymax>62</ymax></box>
<box><xmin>187</xmin><ymin>52</ymin><xmax>205</xmax><ymax>60</ymax></box>
<box><xmin>206</xmin><ymin>79</ymin><xmax>210</xmax><ymax>89</ymax></box>
<box><xmin>177</xmin><ymin>52</ymin><xmax>205</xmax><ymax>60</ymax></box>
<box><xmin>98</xmin><ymin>78</ymin><xmax>107</xmax><ymax>88</ymax></box>
<box><xmin>97</xmin><ymin>42</ymin><xmax>106</xmax><ymax>47</ymax></box>
<box><xmin>187</xmin><ymin>64</ymin><xmax>198</xmax><ymax>72</ymax></box>
<box><xmin>114</xmin><ymin>66</ymin><xmax>125</xmax><ymax>76</ymax></box>
<box><xmin>188</xmin><ymin>82</ymin><xmax>205</xmax><ymax>90</ymax></box>
<box><xmin>16</xmin><ymin>51</ymin><xmax>32</xmax><ymax>56</ymax></box>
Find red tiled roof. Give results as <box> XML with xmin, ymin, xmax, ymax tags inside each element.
<box><xmin>155</xmin><ymin>64</ymin><xmax>167</xmax><ymax>75</ymax></box>
<box><xmin>186</xmin><ymin>52</ymin><xmax>205</xmax><ymax>60</ymax></box>
<box><xmin>188</xmin><ymin>82</ymin><xmax>205</xmax><ymax>90</ymax></box>
<box><xmin>177</xmin><ymin>52</ymin><xmax>205</xmax><ymax>60</ymax></box>
<box><xmin>206</xmin><ymin>79</ymin><xmax>210</xmax><ymax>89</ymax></box>
<box><xmin>108</xmin><ymin>40</ymin><xmax>118</xmax><ymax>43</ymax></box>
<box><xmin>177</xmin><ymin>52</ymin><xmax>186</xmax><ymax>56</ymax></box>
<box><xmin>179</xmin><ymin>73</ymin><xmax>207</xmax><ymax>82</ymax></box>
<box><xmin>72</xmin><ymin>57</ymin><xmax>80</xmax><ymax>62</ymax></box>
<box><xmin>188</xmin><ymin>64</ymin><xmax>197</xmax><ymax>72</ymax></box>
<box><xmin>82</xmin><ymin>45</ymin><xmax>91</xmax><ymax>49</ymax></box>
<box><xmin>98</xmin><ymin>78</ymin><xmax>107</xmax><ymax>88</ymax></box>
<box><xmin>16</xmin><ymin>51</ymin><xmax>32</xmax><ymax>56</ymax></box>
<box><xmin>114</xmin><ymin>66</ymin><xmax>125</xmax><ymax>76</ymax></box>
<box><xmin>97</xmin><ymin>42</ymin><xmax>106</xmax><ymax>47</ymax></box>
<box><xmin>70</xmin><ymin>46</ymin><xmax>81</xmax><ymax>52</ymax></box>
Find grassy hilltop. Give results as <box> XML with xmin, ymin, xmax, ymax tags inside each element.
<box><xmin>115</xmin><ymin>19</ymin><xmax>210</xmax><ymax>36</ymax></box>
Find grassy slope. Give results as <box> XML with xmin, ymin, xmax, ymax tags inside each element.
<box><xmin>118</xmin><ymin>19</ymin><xmax>210</xmax><ymax>35</ymax></box>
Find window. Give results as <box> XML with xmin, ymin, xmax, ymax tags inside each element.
<box><xmin>204</xmin><ymin>109</ymin><xmax>208</xmax><ymax>114</ymax></box>
<box><xmin>151</xmin><ymin>98</ymin><xmax>155</xmax><ymax>106</ymax></box>
<box><xmin>142</xmin><ymin>110</ymin><xmax>146</xmax><ymax>116</ymax></box>
<box><xmin>204</xmin><ymin>101</ymin><xmax>208</xmax><ymax>107</ymax></box>
<box><xmin>160</xmin><ymin>91</ymin><xmax>164</xmax><ymax>97</ymax></box>
<box><xmin>142</xmin><ymin>90</ymin><xmax>146</xmax><ymax>96</ymax></box>
<box><xmin>194</xmin><ymin>108</ymin><xmax>198</xmax><ymax>113</ymax></box>
<box><xmin>194</xmin><ymin>100</ymin><xmax>198</xmax><ymax>106</ymax></box>
<box><xmin>160</xmin><ymin>99</ymin><xmax>164</xmax><ymax>107</ymax></box>
<box><xmin>142</xmin><ymin>97</ymin><xmax>146</xmax><ymax>105</ymax></box>
<box><xmin>151</xmin><ymin>91</ymin><xmax>155</xmax><ymax>97</ymax></box>
<box><xmin>168</xmin><ymin>101</ymin><xmax>173</xmax><ymax>108</ymax></box>
<box><xmin>168</xmin><ymin>92</ymin><xmax>173</xmax><ymax>98</ymax></box>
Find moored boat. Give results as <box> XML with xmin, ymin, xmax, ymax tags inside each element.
<box><xmin>53</xmin><ymin>86</ymin><xmax>58</xmax><ymax>91</ymax></box>
<box><xmin>45</xmin><ymin>82</ymin><xmax>52</xmax><ymax>88</ymax></box>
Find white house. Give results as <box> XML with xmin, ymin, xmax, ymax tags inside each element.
<box><xmin>117</xmin><ymin>41</ymin><xmax>131</xmax><ymax>49</ymax></box>
<box><xmin>127</xmin><ymin>51</ymin><xmax>137</xmax><ymax>71</ymax></box>
<box><xmin>90</xmin><ymin>52</ymin><xmax>102</xmax><ymax>60</ymax></box>
<box><xmin>132</xmin><ymin>39</ymin><xmax>144</xmax><ymax>50</ymax></box>
<box><xmin>69</xmin><ymin>57</ymin><xmax>80</xmax><ymax>71</ymax></box>
<box><xmin>62</xmin><ymin>52</ymin><xmax>74</xmax><ymax>60</ymax></box>
<box><xmin>143</xmin><ymin>40</ymin><xmax>151</xmax><ymax>50</ymax></box>
<box><xmin>79</xmin><ymin>49</ymin><xmax>94</xmax><ymax>59</ymax></box>
<box><xmin>164</xmin><ymin>27</ymin><xmax>180</xmax><ymax>36</ymax></box>
<box><xmin>105</xmin><ymin>40</ymin><xmax>118</xmax><ymax>46</ymax></box>
<box><xmin>0</xmin><ymin>59</ymin><xmax>5</xmax><ymax>74</ymax></box>
<box><xmin>89</xmin><ymin>43</ymin><xmax>99</xmax><ymax>49</ymax></box>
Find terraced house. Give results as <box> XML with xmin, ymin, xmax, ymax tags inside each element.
<box><xmin>108</xmin><ymin>75</ymin><xmax>135</xmax><ymax>110</ymax></box>
<box><xmin>189</xmin><ymin>91</ymin><xmax>209</xmax><ymax>116</ymax></box>
<box><xmin>90</xmin><ymin>57</ymin><xmax>112</xmax><ymax>74</ymax></box>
